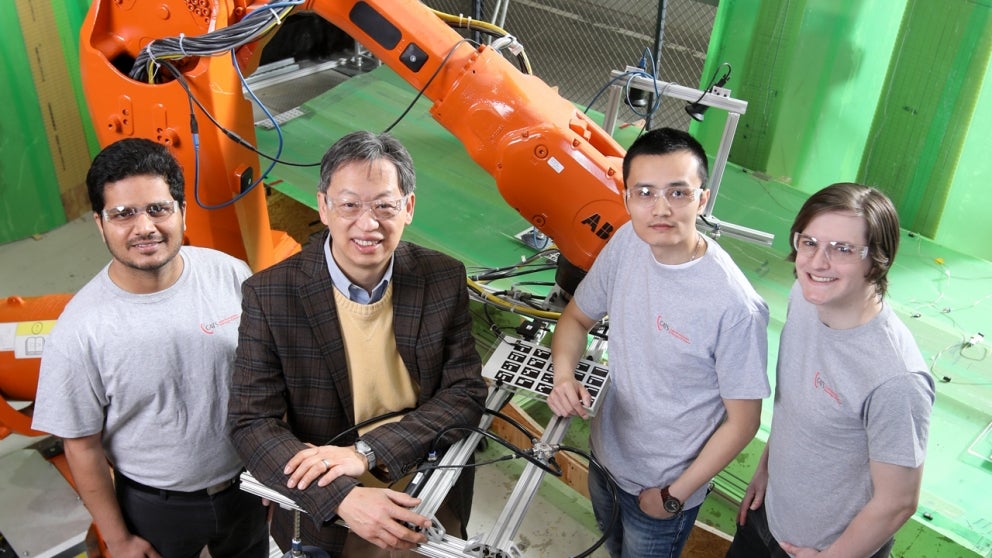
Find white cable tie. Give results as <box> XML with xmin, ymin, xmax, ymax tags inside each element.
<box><xmin>178</xmin><ymin>33</ymin><xmax>188</xmax><ymax>56</ymax></box>
<box><xmin>507</xmin><ymin>36</ymin><xmax>524</xmax><ymax>56</ymax></box>
<box><xmin>145</xmin><ymin>42</ymin><xmax>158</xmax><ymax>64</ymax></box>
<box><xmin>491</xmin><ymin>36</ymin><xmax>510</xmax><ymax>51</ymax></box>
<box><xmin>269</xmin><ymin>7</ymin><xmax>283</xmax><ymax>25</ymax></box>
<box><xmin>144</xmin><ymin>42</ymin><xmax>160</xmax><ymax>80</ymax></box>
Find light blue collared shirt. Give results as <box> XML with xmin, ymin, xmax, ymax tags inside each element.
<box><xmin>323</xmin><ymin>235</ymin><xmax>393</xmax><ymax>304</ymax></box>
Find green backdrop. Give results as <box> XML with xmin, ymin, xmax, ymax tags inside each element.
<box><xmin>692</xmin><ymin>0</ymin><xmax>992</xmax><ymax>263</ymax></box>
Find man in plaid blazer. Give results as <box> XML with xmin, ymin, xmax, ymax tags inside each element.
<box><xmin>229</xmin><ymin>131</ymin><xmax>487</xmax><ymax>555</ymax></box>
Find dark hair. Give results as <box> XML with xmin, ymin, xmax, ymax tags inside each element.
<box><xmin>318</xmin><ymin>131</ymin><xmax>416</xmax><ymax>195</ymax></box>
<box><xmin>622</xmin><ymin>127</ymin><xmax>709</xmax><ymax>189</ymax></box>
<box><xmin>86</xmin><ymin>138</ymin><xmax>185</xmax><ymax>214</ymax></box>
<box><xmin>789</xmin><ymin>182</ymin><xmax>899</xmax><ymax>298</ymax></box>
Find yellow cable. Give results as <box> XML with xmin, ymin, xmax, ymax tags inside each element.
<box><xmin>430</xmin><ymin>9</ymin><xmax>532</xmax><ymax>74</ymax></box>
<box><xmin>466</xmin><ymin>277</ymin><xmax>561</xmax><ymax>321</ymax></box>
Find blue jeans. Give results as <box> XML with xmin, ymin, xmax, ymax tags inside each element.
<box><xmin>589</xmin><ymin>462</ymin><xmax>699</xmax><ymax>558</ymax></box>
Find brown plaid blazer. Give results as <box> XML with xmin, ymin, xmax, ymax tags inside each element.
<box><xmin>229</xmin><ymin>231</ymin><xmax>486</xmax><ymax>552</ymax></box>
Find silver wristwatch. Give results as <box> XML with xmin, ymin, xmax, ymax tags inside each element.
<box><xmin>355</xmin><ymin>439</ymin><xmax>376</xmax><ymax>471</ymax></box>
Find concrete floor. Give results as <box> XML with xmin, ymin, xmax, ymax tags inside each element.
<box><xmin>0</xmin><ymin>214</ymin><xmax>607</xmax><ymax>557</ymax></box>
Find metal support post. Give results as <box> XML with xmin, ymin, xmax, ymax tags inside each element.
<box><xmin>412</xmin><ymin>387</ymin><xmax>515</xmax><ymax>519</ymax></box>
<box><xmin>468</xmin><ymin>414</ymin><xmax>573</xmax><ymax>557</ymax></box>
<box><xmin>602</xmin><ymin>70</ymin><xmax>774</xmax><ymax>246</ymax></box>
<box><xmin>602</xmin><ymin>83</ymin><xmax>624</xmax><ymax>137</ymax></box>
<box><xmin>703</xmin><ymin>111</ymin><xmax>739</xmax><ymax>216</ymax></box>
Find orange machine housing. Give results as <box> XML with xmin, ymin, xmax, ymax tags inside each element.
<box><xmin>6</xmin><ymin>0</ymin><xmax>634</xmax><ymax>443</ymax></box>
<box><xmin>79</xmin><ymin>0</ymin><xmax>629</xmax><ymax>275</ymax></box>
<box><xmin>0</xmin><ymin>295</ymin><xmax>72</xmax><ymax>438</ymax></box>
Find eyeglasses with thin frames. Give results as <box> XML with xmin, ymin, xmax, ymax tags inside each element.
<box><xmin>792</xmin><ymin>232</ymin><xmax>869</xmax><ymax>263</ymax></box>
<box><xmin>324</xmin><ymin>194</ymin><xmax>410</xmax><ymax>221</ymax></box>
<box><xmin>626</xmin><ymin>186</ymin><xmax>703</xmax><ymax>209</ymax></box>
<box><xmin>101</xmin><ymin>200</ymin><xmax>179</xmax><ymax>225</ymax></box>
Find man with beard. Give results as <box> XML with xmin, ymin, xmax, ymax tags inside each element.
<box><xmin>33</xmin><ymin>138</ymin><xmax>268</xmax><ymax>558</ymax></box>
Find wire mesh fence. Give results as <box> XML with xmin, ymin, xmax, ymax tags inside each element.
<box><xmin>425</xmin><ymin>0</ymin><xmax>717</xmax><ymax>132</ymax></box>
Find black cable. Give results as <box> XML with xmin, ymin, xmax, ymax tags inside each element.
<box><xmin>510</xmin><ymin>281</ymin><xmax>556</xmax><ymax>288</ymax></box>
<box><xmin>699</xmin><ymin>213</ymin><xmax>720</xmax><ymax>234</ymax></box>
<box><xmin>158</xmin><ymin>58</ymin><xmax>323</xmax><ymax>211</ymax></box>
<box><xmin>439</xmin><ymin>20</ymin><xmax>531</xmax><ymax>74</ymax></box>
<box><xmin>474</xmin><ymin>403</ymin><xmax>541</xmax><ymax>442</ymax></box>
<box><xmin>478</xmin><ymin>302</ymin><xmax>518</xmax><ymax>342</ymax></box>
<box><xmin>470</xmin><ymin>250</ymin><xmax>559</xmax><ymax>281</ymax></box>
<box><xmin>414</xmin><ymin>453</ymin><xmax>517</xmax><ymax>473</ymax></box>
<box><xmin>161</xmin><ymin>59</ymin><xmax>317</xmax><ymax>166</ymax></box>
<box><xmin>323</xmin><ymin>408</ymin><xmax>412</xmax><ymax>447</ymax></box>
<box><xmin>160</xmin><ymin>60</ymin><xmax>262</xmax><ymax>210</ymax></box>
<box><xmin>429</xmin><ymin>425</ymin><xmax>563</xmax><ymax>477</ymax></box>
<box><xmin>383</xmin><ymin>38</ymin><xmax>476</xmax><ymax>134</ymax></box>
<box><xmin>471</xmin><ymin>265</ymin><xmax>556</xmax><ymax>283</ymax></box>
<box><xmin>687</xmin><ymin>62</ymin><xmax>732</xmax><ymax>108</ymax></box>
<box><xmin>558</xmin><ymin>445</ymin><xmax>620</xmax><ymax>558</ymax></box>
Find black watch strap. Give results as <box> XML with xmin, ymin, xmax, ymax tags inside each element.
<box><xmin>660</xmin><ymin>485</ymin><xmax>683</xmax><ymax>514</ymax></box>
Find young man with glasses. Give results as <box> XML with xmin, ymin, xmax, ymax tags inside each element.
<box><xmin>548</xmin><ymin>127</ymin><xmax>770</xmax><ymax>557</ymax></box>
<box><xmin>32</xmin><ymin>138</ymin><xmax>268</xmax><ymax>557</ymax></box>
<box><xmin>228</xmin><ymin>130</ymin><xmax>487</xmax><ymax>555</ymax></box>
<box><xmin>727</xmin><ymin>183</ymin><xmax>934</xmax><ymax>558</ymax></box>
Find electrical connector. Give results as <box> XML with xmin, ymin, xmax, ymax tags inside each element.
<box><xmin>965</xmin><ymin>332</ymin><xmax>984</xmax><ymax>347</ymax></box>
<box><xmin>515</xmin><ymin>319</ymin><xmax>542</xmax><ymax>341</ymax></box>
<box><xmin>709</xmin><ymin>85</ymin><xmax>732</xmax><ymax>98</ymax></box>
<box><xmin>636</xmin><ymin>53</ymin><xmax>647</xmax><ymax>71</ymax></box>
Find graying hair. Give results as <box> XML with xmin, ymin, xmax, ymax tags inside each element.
<box><xmin>318</xmin><ymin>131</ymin><xmax>416</xmax><ymax>195</ymax></box>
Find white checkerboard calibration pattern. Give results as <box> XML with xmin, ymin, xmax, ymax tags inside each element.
<box><xmin>482</xmin><ymin>337</ymin><xmax>610</xmax><ymax>415</ymax></box>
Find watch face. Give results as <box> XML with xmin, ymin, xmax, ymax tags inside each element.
<box><xmin>663</xmin><ymin>497</ymin><xmax>682</xmax><ymax>514</ymax></box>
<box><xmin>356</xmin><ymin>440</ymin><xmax>375</xmax><ymax>468</ymax></box>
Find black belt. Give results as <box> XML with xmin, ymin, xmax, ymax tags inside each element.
<box><xmin>115</xmin><ymin>471</ymin><xmax>239</xmax><ymax>499</ymax></box>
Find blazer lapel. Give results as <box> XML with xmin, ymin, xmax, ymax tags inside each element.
<box><xmin>297</xmin><ymin>233</ymin><xmax>356</xmax><ymax>425</ymax></box>
<box><xmin>391</xmin><ymin>242</ymin><xmax>424</xmax><ymax>381</ymax></box>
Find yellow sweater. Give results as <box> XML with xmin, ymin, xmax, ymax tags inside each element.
<box><xmin>334</xmin><ymin>285</ymin><xmax>419</xmax><ymax>436</ymax></box>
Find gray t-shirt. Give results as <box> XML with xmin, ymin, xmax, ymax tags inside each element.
<box><xmin>574</xmin><ymin>222</ymin><xmax>770</xmax><ymax>508</ymax></box>
<box><xmin>766</xmin><ymin>282</ymin><xmax>934</xmax><ymax>551</ymax></box>
<box><xmin>32</xmin><ymin>246</ymin><xmax>252</xmax><ymax>491</ymax></box>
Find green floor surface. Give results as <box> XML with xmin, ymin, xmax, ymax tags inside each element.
<box><xmin>256</xmin><ymin>66</ymin><xmax>992</xmax><ymax>558</ymax></box>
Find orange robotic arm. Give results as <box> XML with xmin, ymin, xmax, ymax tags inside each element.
<box><xmin>301</xmin><ymin>0</ymin><xmax>629</xmax><ymax>278</ymax></box>
<box><xmin>79</xmin><ymin>0</ymin><xmax>630</xmax><ymax>282</ymax></box>
<box><xmin>0</xmin><ymin>0</ymin><xmax>632</xmax><ymax>438</ymax></box>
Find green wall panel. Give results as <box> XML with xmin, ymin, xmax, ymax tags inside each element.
<box><xmin>0</xmin><ymin>0</ymin><xmax>95</xmax><ymax>245</ymax></box>
<box><xmin>782</xmin><ymin>0</ymin><xmax>903</xmax><ymax>193</ymax></box>
<box><xmin>0</xmin><ymin>1</ymin><xmax>66</xmax><ymax>243</ymax></box>
<box><xmin>859</xmin><ymin>0</ymin><xmax>991</xmax><ymax>240</ymax></box>
<box><xmin>935</xmin><ymin>64</ymin><xmax>992</xmax><ymax>262</ymax></box>
<box><xmin>693</xmin><ymin>0</ymin><xmax>904</xmax><ymax>193</ymax></box>
<box><xmin>696</xmin><ymin>0</ymin><xmax>991</xmax><ymax>263</ymax></box>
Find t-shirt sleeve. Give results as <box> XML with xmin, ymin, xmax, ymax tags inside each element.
<box><xmin>865</xmin><ymin>371</ymin><xmax>935</xmax><ymax>467</ymax></box>
<box><xmin>572</xmin><ymin>230</ymin><xmax>620</xmax><ymax>322</ymax></box>
<box><xmin>31</xmin><ymin>334</ymin><xmax>108</xmax><ymax>439</ymax></box>
<box><xmin>714</xmin><ymin>304</ymin><xmax>771</xmax><ymax>400</ymax></box>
